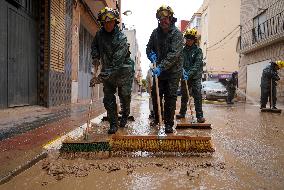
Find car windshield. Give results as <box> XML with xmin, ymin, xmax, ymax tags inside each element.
<box><xmin>203</xmin><ymin>82</ymin><xmax>225</xmax><ymax>89</ymax></box>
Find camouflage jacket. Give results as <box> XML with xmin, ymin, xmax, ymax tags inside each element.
<box><xmin>91</xmin><ymin>26</ymin><xmax>133</xmax><ymax>73</ymax></box>
<box><xmin>183</xmin><ymin>44</ymin><xmax>203</xmax><ymax>80</ymax></box>
<box><xmin>261</xmin><ymin>64</ymin><xmax>280</xmax><ymax>87</ymax></box>
<box><xmin>146</xmin><ymin>24</ymin><xmax>183</xmax><ymax>79</ymax></box>
<box><xmin>226</xmin><ymin>76</ymin><xmax>238</xmax><ymax>90</ymax></box>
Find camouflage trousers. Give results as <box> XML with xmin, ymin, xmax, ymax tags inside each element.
<box><xmin>179</xmin><ymin>78</ymin><xmax>203</xmax><ymax>118</ymax></box>
<box><xmin>103</xmin><ymin>67</ymin><xmax>134</xmax><ymax>127</ymax></box>
<box><xmin>227</xmin><ymin>88</ymin><xmax>236</xmax><ymax>103</ymax></box>
<box><xmin>260</xmin><ymin>84</ymin><xmax>277</xmax><ymax>107</ymax></box>
<box><xmin>151</xmin><ymin>76</ymin><xmax>180</xmax><ymax>127</ymax></box>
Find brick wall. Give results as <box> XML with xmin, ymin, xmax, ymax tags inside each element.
<box><xmin>240</xmin><ymin>0</ymin><xmax>284</xmax><ymax>104</ymax></box>
<box><xmin>48</xmin><ymin>0</ymin><xmax>72</xmax><ymax>106</ymax></box>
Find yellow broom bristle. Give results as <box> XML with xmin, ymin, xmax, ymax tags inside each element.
<box><xmin>109</xmin><ymin>138</ymin><xmax>214</xmax><ymax>153</ymax></box>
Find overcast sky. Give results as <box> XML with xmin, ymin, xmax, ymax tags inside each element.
<box><xmin>121</xmin><ymin>0</ymin><xmax>204</xmax><ymax>79</ymax></box>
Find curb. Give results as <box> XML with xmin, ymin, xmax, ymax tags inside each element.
<box><xmin>0</xmin><ymin>151</ymin><xmax>48</xmax><ymax>185</ymax></box>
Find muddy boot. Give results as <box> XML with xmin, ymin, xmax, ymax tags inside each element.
<box><xmin>108</xmin><ymin>125</ymin><xmax>118</xmax><ymax>134</ymax></box>
<box><xmin>119</xmin><ymin>117</ymin><xmax>128</xmax><ymax>128</ymax></box>
<box><xmin>176</xmin><ymin>114</ymin><xmax>185</xmax><ymax>119</ymax></box>
<box><xmin>165</xmin><ymin>125</ymin><xmax>173</xmax><ymax>133</ymax></box>
<box><xmin>272</xmin><ymin>106</ymin><xmax>278</xmax><ymax>109</ymax></box>
<box><xmin>260</xmin><ymin>105</ymin><xmax>266</xmax><ymax>109</ymax></box>
<box><xmin>197</xmin><ymin>117</ymin><xmax>206</xmax><ymax>123</ymax></box>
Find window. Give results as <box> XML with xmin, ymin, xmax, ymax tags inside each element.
<box><xmin>252</xmin><ymin>10</ymin><xmax>267</xmax><ymax>43</ymax></box>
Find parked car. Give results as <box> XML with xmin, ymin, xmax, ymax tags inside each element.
<box><xmin>201</xmin><ymin>81</ymin><xmax>227</xmax><ymax>100</ymax></box>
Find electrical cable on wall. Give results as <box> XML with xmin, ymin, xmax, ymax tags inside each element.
<box><xmin>207</xmin><ymin>30</ymin><xmax>240</xmax><ymax>51</ymax></box>
<box><xmin>206</xmin><ymin>25</ymin><xmax>241</xmax><ymax>50</ymax></box>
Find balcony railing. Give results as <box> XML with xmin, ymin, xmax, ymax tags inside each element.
<box><xmin>241</xmin><ymin>10</ymin><xmax>284</xmax><ymax>51</ymax></box>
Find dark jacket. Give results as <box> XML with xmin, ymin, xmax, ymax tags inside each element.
<box><xmin>183</xmin><ymin>44</ymin><xmax>203</xmax><ymax>80</ymax></box>
<box><xmin>146</xmin><ymin>24</ymin><xmax>183</xmax><ymax>79</ymax></box>
<box><xmin>226</xmin><ymin>75</ymin><xmax>238</xmax><ymax>90</ymax></box>
<box><xmin>91</xmin><ymin>26</ymin><xmax>133</xmax><ymax>73</ymax></box>
<box><xmin>261</xmin><ymin>64</ymin><xmax>280</xmax><ymax>87</ymax></box>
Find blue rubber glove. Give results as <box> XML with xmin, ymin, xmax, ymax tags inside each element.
<box><xmin>152</xmin><ymin>67</ymin><xmax>161</xmax><ymax>77</ymax></box>
<box><xmin>182</xmin><ymin>68</ymin><xmax>189</xmax><ymax>80</ymax></box>
<box><xmin>148</xmin><ymin>51</ymin><xmax>157</xmax><ymax>63</ymax></box>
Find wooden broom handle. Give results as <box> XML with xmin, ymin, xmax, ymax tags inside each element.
<box><xmin>154</xmin><ymin>62</ymin><xmax>163</xmax><ymax>125</ymax></box>
<box><xmin>184</xmin><ymin>80</ymin><xmax>193</xmax><ymax>116</ymax></box>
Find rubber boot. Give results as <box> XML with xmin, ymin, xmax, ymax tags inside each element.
<box><xmin>260</xmin><ymin>105</ymin><xmax>266</xmax><ymax>109</ymax></box>
<box><xmin>108</xmin><ymin>125</ymin><xmax>118</xmax><ymax>134</ymax></box>
<box><xmin>197</xmin><ymin>117</ymin><xmax>206</xmax><ymax>123</ymax></box>
<box><xmin>165</xmin><ymin>125</ymin><xmax>173</xmax><ymax>133</ymax></box>
<box><xmin>119</xmin><ymin>116</ymin><xmax>128</xmax><ymax>128</ymax></box>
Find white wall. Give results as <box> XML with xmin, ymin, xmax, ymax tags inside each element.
<box><xmin>246</xmin><ymin>59</ymin><xmax>271</xmax><ymax>102</ymax></box>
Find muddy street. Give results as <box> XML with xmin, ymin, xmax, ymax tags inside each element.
<box><xmin>0</xmin><ymin>95</ymin><xmax>284</xmax><ymax>190</ymax></box>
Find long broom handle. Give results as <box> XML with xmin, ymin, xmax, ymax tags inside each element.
<box><xmin>85</xmin><ymin>64</ymin><xmax>99</xmax><ymax>140</ymax></box>
<box><xmin>184</xmin><ymin>80</ymin><xmax>194</xmax><ymax>117</ymax></box>
<box><xmin>154</xmin><ymin>62</ymin><xmax>163</xmax><ymax>125</ymax></box>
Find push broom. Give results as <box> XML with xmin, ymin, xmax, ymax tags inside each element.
<box><xmin>60</xmin><ymin>63</ymin><xmax>214</xmax><ymax>154</ymax></box>
<box><xmin>261</xmin><ymin>78</ymin><xmax>281</xmax><ymax>113</ymax></box>
<box><xmin>176</xmin><ymin>80</ymin><xmax>212</xmax><ymax>129</ymax></box>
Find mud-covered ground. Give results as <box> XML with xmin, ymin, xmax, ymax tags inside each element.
<box><xmin>1</xmin><ymin>95</ymin><xmax>283</xmax><ymax>190</ymax></box>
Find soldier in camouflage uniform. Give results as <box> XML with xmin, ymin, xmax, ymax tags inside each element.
<box><xmin>260</xmin><ymin>61</ymin><xmax>283</xmax><ymax>109</ymax></box>
<box><xmin>146</xmin><ymin>5</ymin><xmax>183</xmax><ymax>133</ymax></box>
<box><xmin>176</xmin><ymin>28</ymin><xmax>205</xmax><ymax>123</ymax></box>
<box><xmin>90</xmin><ymin>7</ymin><xmax>134</xmax><ymax>134</ymax></box>
<box><xmin>226</xmin><ymin>71</ymin><xmax>238</xmax><ymax>104</ymax></box>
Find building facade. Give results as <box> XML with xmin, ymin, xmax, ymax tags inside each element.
<box><xmin>0</xmin><ymin>0</ymin><xmax>122</xmax><ymax>109</ymax></box>
<box><xmin>192</xmin><ymin>0</ymin><xmax>240</xmax><ymax>83</ymax></box>
<box><xmin>122</xmin><ymin>29</ymin><xmax>142</xmax><ymax>93</ymax></box>
<box><xmin>239</xmin><ymin>0</ymin><xmax>284</xmax><ymax>104</ymax></box>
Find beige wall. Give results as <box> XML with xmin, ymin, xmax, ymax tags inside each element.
<box><xmin>239</xmin><ymin>0</ymin><xmax>284</xmax><ymax>104</ymax></box>
<box><xmin>199</xmin><ymin>0</ymin><xmax>240</xmax><ymax>75</ymax></box>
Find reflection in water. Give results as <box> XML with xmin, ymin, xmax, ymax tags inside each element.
<box><xmin>130</xmin><ymin>93</ymin><xmax>153</xmax><ymax>135</ymax></box>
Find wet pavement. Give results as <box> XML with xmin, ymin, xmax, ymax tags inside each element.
<box><xmin>0</xmin><ymin>100</ymin><xmax>105</xmax><ymax>181</ymax></box>
<box><xmin>0</xmin><ymin>94</ymin><xmax>284</xmax><ymax>189</ymax></box>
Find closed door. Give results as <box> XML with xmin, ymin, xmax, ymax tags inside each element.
<box><xmin>7</xmin><ymin>6</ymin><xmax>38</xmax><ymax>107</ymax></box>
<box><xmin>78</xmin><ymin>25</ymin><xmax>93</xmax><ymax>101</ymax></box>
